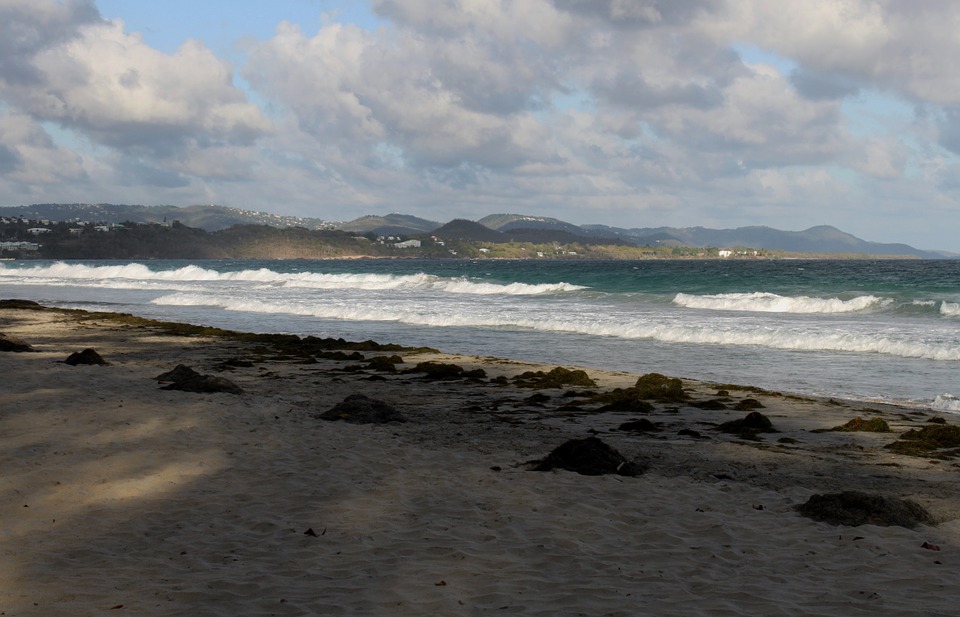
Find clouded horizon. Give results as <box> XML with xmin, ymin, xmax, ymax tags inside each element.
<box><xmin>2</xmin><ymin>1</ymin><xmax>959</xmax><ymax>250</ymax></box>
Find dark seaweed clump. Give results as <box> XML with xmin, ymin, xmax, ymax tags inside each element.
<box><xmin>404</xmin><ymin>361</ymin><xmax>487</xmax><ymax>381</ymax></box>
<box><xmin>827</xmin><ymin>416</ymin><xmax>891</xmax><ymax>433</ymax></box>
<box><xmin>512</xmin><ymin>367</ymin><xmax>597</xmax><ymax>389</ymax></box>
<box><xmin>795</xmin><ymin>491</ymin><xmax>935</xmax><ymax>528</ymax></box>
<box><xmin>529</xmin><ymin>437</ymin><xmax>644</xmax><ymax>477</ymax></box>
<box><xmin>318</xmin><ymin>394</ymin><xmax>406</xmax><ymax>424</ymax></box>
<box><xmin>884</xmin><ymin>424</ymin><xmax>960</xmax><ymax>459</ymax></box>
<box><xmin>716</xmin><ymin>411</ymin><xmax>776</xmax><ymax>440</ymax></box>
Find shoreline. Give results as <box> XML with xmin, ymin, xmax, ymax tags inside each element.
<box><xmin>3</xmin><ymin>303</ymin><xmax>960</xmax><ymax>615</ymax></box>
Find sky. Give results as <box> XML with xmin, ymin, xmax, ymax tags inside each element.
<box><xmin>2</xmin><ymin>1</ymin><xmax>960</xmax><ymax>251</ymax></box>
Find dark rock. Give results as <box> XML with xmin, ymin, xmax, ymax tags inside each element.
<box><xmin>677</xmin><ymin>428</ymin><xmax>705</xmax><ymax>439</ymax></box>
<box><xmin>618</xmin><ymin>418</ymin><xmax>660</xmax><ymax>433</ymax></box>
<box><xmin>318</xmin><ymin>394</ymin><xmax>406</xmax><ymax>424</ymax></box>
<box><xmin>0</xmin><ymin>332</ymin><xmax>36</xmax><ymax>352</ymax></box>
<box><xmin>156</xmin><ymin>364</ymin><xmax>243</xmax><ymax>395</ymax></box>
<box><xmin>529</xmin><ymin>437</ymin><xmax>643</xmax><ymax>476</ymax></box>
<box><xmin>64</xmin><ymin>348</ymin><xmax>108</xmax><ymax>365</ymax></box>
<box><xmin>795</xmin><ymin>491</ymin><xmax>935</xmax><ymax>528</ymax></box>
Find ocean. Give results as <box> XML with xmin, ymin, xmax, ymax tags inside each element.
<box><xmin>2</xmin><ymin>258</ymin><xmax>959</xmax><ymax>411</ymax></box>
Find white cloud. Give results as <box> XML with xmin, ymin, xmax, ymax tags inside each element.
<box><xmin>1</xmin><ymin>0</ymin><xmax>959</xmax><ymax>249</ymax></box>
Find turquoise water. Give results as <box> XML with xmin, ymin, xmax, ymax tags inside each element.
<box><xmin>2</xmin><ymin>258</ymin><xmax>959</xmax><ymax>408</ymax></box>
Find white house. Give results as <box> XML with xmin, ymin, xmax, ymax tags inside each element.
<box><xmin>394</xmin><ymin>239</ymin><xmax>421</xmax><ymax>249</ymax></box>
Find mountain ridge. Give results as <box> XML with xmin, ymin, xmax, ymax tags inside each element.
<box><xmin>0</xmin><ymin>203</ymin><xmax>949</xmax><ymax>257</ymax></box>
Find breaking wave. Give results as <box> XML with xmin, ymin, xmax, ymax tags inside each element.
<box><xmin>673</xmin><ymin>292</ymin><xmax>888</xmax><ymax>314</ymax></box>
<box><xmin>0</xmin><ymin>261</ymin><xmax>582</xmax><ymax>296</ymax></box>
<box><xmin>932</xmin><ymin>394</ymin><xmax>960</xmax><ymax>413</ymax></box>
<box><xmin>151</xmin><ymin>292</ymin><xmax>960</xmax><ymax>361</ymax></box>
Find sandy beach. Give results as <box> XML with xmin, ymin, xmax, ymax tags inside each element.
<box><xmin>2</xmin><ymin>303</ymin><xmax>959</xmax><ymax>616</ymax></box>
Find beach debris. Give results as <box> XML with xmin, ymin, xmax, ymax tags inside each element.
<box><xmin>522</xmin><ymin>392</ymin><xmax>551</xmax><ymax>406</ymax></box>
<box><xmin>155</xmin><ymin>364</ymin><xmax>244</xmax><ymax>395</ymax></box>
<box><xmin>64</xmin><ymin>348</ymin><xmax>108</xmax><ymax>366</ymax></box>
<box><xmin>318</xmin><ymin>393</ymin><xmax>406</xmax><ymax>424</ymax></box>
<box><xmin>617</xmin><ymin>418</ymin><xmax>661</xmax><ymax>433</ymax></box>
<box><xmin>633</xmin><ymin>373</ymin><xmax>688</xmax><ymax>402</ymax></box>
<box><xmin>795</xmin><ymin>491</ymin><xmax>935</xmax><ymax>528</ymax></box>
<box><xmin>734</xmin><ymin>398</ymin><xmax>765</xmax><ymax>411</ymax></box>
<box><xmin>365</xmin><ymin>355</ymin><xmax>404</xmax><ymax>372</ymax></box>
<box><xmin>884</xmin><ymin>423</ymin><xmax>960</xmax><ymax>458</ymax></box>
<box><xmin>717</xmin><ymin>411</ymin><xmax>776</xmax><ymax>439</ymax></box>
<box><xmin>0</xmin><ymin>332</ymin><xmax>36</xmax><ymax>352</ymax></box>
<box><xmin>528</xmin><ymin>436</ymin><xmax>644</xmax><ymax>476</ymax></box>
<box><xmin>593</xmin><ymin>390</ymin><xmax>655</xmax><ymax>413</ymax></box>
<box><xmin>591</xmin><ymin>373</ymin><xmax>687</xmax><ymax>410</ymax></box>
<box><xmin>512</xmin><ymin>366</ymin><xmax>597</xmax><ymax>389</ymax></box>
<box><xmin>691</xmin><ymin>398</ymin><xmax>728</xmax><ymax>410</ymax></box>
<box><xmin>823</xmin><ymin>416</ymin><xmax>892</xmax><ymax>433</ymax></box>
<box><xmin>921</xmin><ymin>542</ymin><xmax>941</xmax><ymax>551</ymax></box>
<box><xmin>217</xmin><ymin>357</ymin><xmax>256</xmax><ymax>369</ymax></box>
<box><xmin>404</xmin><ymin>361</ymin><xmax>486</xmax><ymax>381</ymax></box>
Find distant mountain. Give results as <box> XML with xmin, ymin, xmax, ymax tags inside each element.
<box><xmin>338</xmin><ymin>213</ymin><xmax>441</xmax><ymax>236</ymax></box>
<box><xmin>603</xmin><ymin>224</ymin><xmax>941</xmax><ymax>258</ymax></box>
<box><xmin>423</xmin><ymin>218</ymin><xmax>632</xmax><ymax>246</ymax></box>
<box><xmin>2</xmin><ymin>203</ymin><xmax>948</xmax><ymax>257</ymax></box>
<box><xmin>478</xmin><ymin>213</ymin><xmax>587</xmax><ymax>236</ymax></box>
<box><xmin>431</xmin><ymin>219</ymin><xmax>506</xmax><ymax>243</ymax></box>
<box><xmin>501</xmin><ymin>217</ymin><xmax>946</xmax><ymax>258</ymax></box>
<box><xmin>0</xmin><ymin>203</ymin><xmax>333</xmax><ymax>231</ymax></box>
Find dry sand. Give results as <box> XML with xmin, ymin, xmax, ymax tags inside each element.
<box><xmin>2</xmin><ymin>305</ymin><xmax>959</xmax><ymax>616</ymax></box>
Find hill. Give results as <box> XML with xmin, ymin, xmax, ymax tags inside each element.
<box><xmin>1</xmin><ymin>203</ymin><xmax>949</xmax><ymax>257</ymax></box>
<box><xmin>338</xmin><ymin>213</ymin><xmax>441</xmax><ymax>236</ymax></box>
<box><xmin>0</xmin><ymin>203</ymin><xmax>333</xmax><ymax>231</ymax></box>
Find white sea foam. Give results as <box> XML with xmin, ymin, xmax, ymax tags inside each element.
<box><xmin>940</xmin><ymin>302</ymin><xmax>960</xmax><ymax>317</ymax></box>
<box><xmin>0</xmin><ymin>262</ymin><xmax>582</xmax><ymax>295</ymax></box>
<box><xmin>150</xmin><ymin>292</ymin><xmax>960</xmax><ymax>361</ymax></box>
<box><xmin>673</xmin><ymin>292</ymin><xmax>887</xmax><ymax>313</ymax></box>
<box><xmin>932</xmin><ymin>394</ymin><xmax>960</xmax><ymax>413</ymax></box>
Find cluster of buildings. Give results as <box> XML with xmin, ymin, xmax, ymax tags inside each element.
<box><xmin>0</xmin><ymin>216</ymin><xmax>122</xmax><ymax>256</ymax></box>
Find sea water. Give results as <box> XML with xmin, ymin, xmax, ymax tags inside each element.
<box><xmin>2</xmin><ymin>258</ymin><xmax>959</xmax><ymax>411</ymax></box>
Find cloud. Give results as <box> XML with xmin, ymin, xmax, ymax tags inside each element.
<box><xmin>0</xmin><ymin>112</ymin><xmax>87</xmax><ymax>188</ymax></box>
<box><xmin>2</xmin><ymin>0</ymin><xmax>960</xmax><ymax>249</ymax></box>
<box><xmin>0</xmin><ymin>0</ymin><xmax>102</xmax><ymax>87</ymax></box>
<box><xmin>0</xmin><ymin>0</ymin><xmax>270</xmax><ymax>162</ymax></box>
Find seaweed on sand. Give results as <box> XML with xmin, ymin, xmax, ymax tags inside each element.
<box><xmin>529</xmin><ymin>437</ymin><xmax>644</xmax><ymax>476</ymax></box>
<box><xmin>825</xmin><ymin>416</ymin><xmax>892</xmax><ymax>433</ymax></box>
<box><xmin>512</xmin><ymin>367</ymin><xmax>597</xmax><ymax>389</ymax></box>
<box><xmin>795</xmin><ymin>491</ymin><xmax>935</xmax><ymax>528</ymax></box>
<box><xmin>884</xmin><ymin>423</ymin><xmax>960</xmax><ymax>459</ymax></box>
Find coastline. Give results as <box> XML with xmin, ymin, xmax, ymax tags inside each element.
<box><xmin>2</xmin><ymin>303</ymin><xmax>959</xmax><ymax>615</ymax></box>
